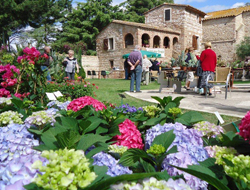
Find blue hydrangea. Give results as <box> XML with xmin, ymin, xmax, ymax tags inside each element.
<box><xmin>116</xmin><ymin>104</ymin><xmax>143</xmax><ymax>114</ymax></box>
<box><xmin>145</xmin><ymin>122</ymin><xmax>209</xmax><ymax>190</ymax></box>
<box><xmin>0</xmin><ymin>123</ymin><xmax>47</xmax><ymax>190</ymax></box>
<box><xmin>47</xmin><ymin>100</ymin><xmax>71</xmax><ymax>110</ymax></box>
<box><xmin>92</xmin><ymin>152</ymin><xmax>132</xmax><ymax>177</ymax></box>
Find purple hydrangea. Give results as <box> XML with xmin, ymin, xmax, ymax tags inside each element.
<box><xmin>116</xmin><ymin>104</ymin><xmax>143</xmax><ymax>114</ymax></box>
<box><xmin>92</xmin><ymin>152</ymin><xmax>132</xmax><ymax>177</ymax></box>
<box><xmin>47</xmin><ymin>100</ymin><xmax>71</xmax><ymax>110</ymax></box>
<box><xmin>145</xmin><ymin>122</ymin><xmax>209</xmax><ymax>190</ymax></box>
<box><xmin>0</xmin><ymin>123</ymin><xmax>47</xmax><ymax>190</ymax></box>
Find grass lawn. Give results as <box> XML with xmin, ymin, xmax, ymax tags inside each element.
<box><xmin>86</xmin><ymin>78</ymin><xmax>241</xmax><ymax>125</ymax></box>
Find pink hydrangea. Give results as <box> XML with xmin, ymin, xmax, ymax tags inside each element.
<box><xmin>67</xmin><ymin>96</ymin><xmax>106</xmax><ymax>112</ymax></box>
<box><xmin>239</xmin><ymin>111</ymin><xmax>250</xmax><ymax>142</ymax></box>
<box><xmin>112</xmin><ymin>119</ymin><xmax>144</xmax><ymax>149</ymax></box>
<box><xmin>0</xmin><ymin>88</ymin><xmax>11</xmax><ymax>97</ymax></box>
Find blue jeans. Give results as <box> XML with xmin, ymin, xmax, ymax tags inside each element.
<box><xmin>125</xmin><ymin>68</ymin><xmax>129</xmax><ymax>80</ymax></box>
<box><xmin>130</xmin><ymin>65</ymin><xmax>142</xmax><ymax>92</ymax></box>
<box><xmin>41</xmin><ymin>66</ymin><xmax>51</xmax><ymax>81</ymax></box>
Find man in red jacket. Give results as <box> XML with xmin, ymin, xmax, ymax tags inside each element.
<box><xmin>200</xmin><ymin>42</ymin><xmax>217</xmax><ymax>95</ymax></box>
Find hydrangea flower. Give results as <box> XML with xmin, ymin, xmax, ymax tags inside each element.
<box><xmin>32</xmin><ymin>148</ymin><xmax>97</xmax><ymax>189</ymax></box>
<box><xmin>92</xmin><ymin>152</ymin><xmax>132</xmax><ymax>177</ymax></box>
<box><xmin>0</xmin><ymin>123</ymin><xmax>45</xmax><ymax>190</ymax></box>
<box><xmin>146</xmin><ymin>144</ymin><xmax>166</xmax><ymax>155</ymax></box>
<box><xmin>0</xmin><ymin>97</ymin><xmax>12</xmax><ymax>107</ymax></box>
<box><xmin>108</xmin><ymin>144</ymin><xmax>128</xmax><ymax>156</ymax></box>
<box><xmin>193</xmin><ymin>121</ymin><xmax>224</xmax><ymax>138</ymax></box>
<box><xmin>67</xmin><ymin>96</ymin><xmax>106</xmax><ymax>112</ymax></box>
<box><xmin>24</xmin><ymin>109</ymin><xmax>57</xmax><ymax>129</ymax></box>
<box><xmin>112</xmin><ymin>119</ymin><xmax>144</xmax><ymax>149</ymax></box>
<box><xmin>145</xmin><ymin>123</ymin><xmax>209</xmax><ymax>190</ymax></box>
<box><xmin>110</xmin><ymin>177</ymin><xmax>192</xmax><ymax>190</ymax></box>
<box><xmin>0</xmin><ymin>111</ymin><xmax>23</xmax><ymax>126</ymax></box>
<box><xmin>47</xmin><ymin>100</ymin><xmax>71</xmax><ymax>110</ymax></box>
<box><xmin>143</xmin><ymin>105</ymin><xmax>161</xmax><ymax>118</ymax></box>
<box><xmin>239</xmin><ymin>111</ymin><xmax>250</xmax><ymax>142</ymax></box>
<box><xmin>116</xmin><ymin>104</ymin><xmax>143</xmax><ymax>114</ymax></box>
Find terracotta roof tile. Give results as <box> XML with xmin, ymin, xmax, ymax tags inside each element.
<box><xmin>112</xmin><ymin>20</ymin><xmax>180</xmax><ymax>35</ymax></box>
<box><xmin>204</xmin><ymin>5</ymin><xmax>250</xmax><ymax>20</ymax></box>
<box><xmin>144</xmin><ymin>3</ymin><xmax>206</xmax><ymax>17</ymax></box>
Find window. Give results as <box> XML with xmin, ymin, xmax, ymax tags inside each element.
<box><xmin>108</xmin><ymin>38</ymin><xmax>114</xmax><ymax>50</ymax></box>
<box><xmin>192</xmin><ymin>35</ymin><xmax>198</xmax><ymax>50</ymax></box>
<box><xmin>103</xmin><ymin>39</ymin><xmax>108</xmax><ymax>50</ymax></box>
<box><xmin>110</xmin><ymin>60</ymin><xmax>114</xmax><ymax>69</ymax></box>
<box><xmin>164</xmin><ymin>9</ymin><xmax>171</xmax><ymax>21</ymax></box>
<box><xmin>163</xmin><ymin>37</ymin><xmax>170</xmax><ymax>48</ymax></box>
<box><xmin>125</xmin><ymin>33</ymin><xmax>134</xmax><ymax>48</ymax></box>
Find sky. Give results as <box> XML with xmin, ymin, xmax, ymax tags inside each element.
<box><xmin>74</xmin><ymin>0</ymin><xmax>250</xmax><ymax>13</ymax></box>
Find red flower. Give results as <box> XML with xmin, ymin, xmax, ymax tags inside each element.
<box><xmin>92</xmin><ymin>83</ymin><xmax>95</xmax><ymax>86</ymax></box>
<box><xmin>72</xmin><ymin>87</ymin><xmax>75</xmax><ymax>89</ymax></box>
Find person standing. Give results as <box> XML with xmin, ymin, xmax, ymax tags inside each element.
<box><xmin>200</xmin><ymin>42</ymin><xmax>217</xmax><ymax>95</ymax></box>
<box><xmin>142</xmin><ymin>55</ymin><xmax>152</xmax><ymax>85</ymax></box>
<box><xmin>127</xmin><ymin>45</ymin><xmax>142</xmax><ymax>92</ymax></box>
<box><xmin>124</xmin><ymin>58</ymin><xmax>129</xmax><ymax>80</ymax></box>
<box><xmin>41</xmin><ymin>46</ymin><xmax>52</xmax><ymax>81</ymax></box>
<box><xmin>185</xmin><ymin>47</ymin><xmax>196</xmax><ymax>90</ymax></box>
<box><xmin>63</xmin><ymin>50</ymin><xmax>79</xmax><ymax>80</ymax></box>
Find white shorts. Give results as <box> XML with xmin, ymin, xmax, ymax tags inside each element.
<box><xmin>187</xmin><ymin>71</ymin><xmax>194</xmax><ymax>82</ymax></box>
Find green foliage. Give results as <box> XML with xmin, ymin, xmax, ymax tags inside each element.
<box><xmin>236</xmin><ymin>37</ymin><xmax>250</xmax><ymax>59</ymax></box>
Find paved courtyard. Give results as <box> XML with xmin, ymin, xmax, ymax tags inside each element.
<box><xmin>125</xmin><ymin>84</ymin><xmax>250</xmax><ymax>118</ymax></box>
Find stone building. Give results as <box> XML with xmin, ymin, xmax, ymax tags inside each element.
<box><xmin>203</xmin><ymin>6</ymin><xmax>250</xmax><ymax>63</ymax></box>
<box><xmin>96</xmin><ymin>3</ymin><xmax>206</xmax><ymax>77</ymax></box>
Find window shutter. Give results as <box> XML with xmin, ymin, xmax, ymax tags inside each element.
<box><xmin>199</xmin><ymin>16</ymin><xmax>202</xmax><ymax>24</ymax></box>
<box><xmin>165</xmin><ymin>9</ymin><xmax>170</xmax><ymax>21</ymax></box>
<box><xmin>192</xmin><ymin>35</ymin><xmax>197</xmax><ymax>50</ymax></box>
<box><xmin>103</xmin><ymin>39</ymin><xmax>108</xmax><ymax>50</ymax></box>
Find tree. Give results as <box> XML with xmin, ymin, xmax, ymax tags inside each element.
<box><xmin>0</xmin><ymin>0</ymin><xmax>72</xmax><ymax>47</ymax></box>
<box><xmin>236</xmin><ymin>37</ymin><xmax>250</xmax><ymax>59</ymax></box>
<box><xmin>122</xmin><ymin>0</ymin><xmax>174</xmax><ymax>23</ymax></box>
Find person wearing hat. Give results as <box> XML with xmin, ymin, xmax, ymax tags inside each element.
<box><xmin>200</xmin><ymin>42</ymin><xmax>217</xmax><ymax>95</ymax></box>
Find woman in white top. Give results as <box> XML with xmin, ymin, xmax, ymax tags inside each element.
<box><xmin>142</xmin><ymin>55</ymin><xmax>152</xmax><ymax>85</ymax></box>
<box><xmin>63</xmin><ymin>50</ymin><xmax>79</xmax><ymax>80</ymax></box>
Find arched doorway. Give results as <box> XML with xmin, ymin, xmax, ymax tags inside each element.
<box><xmin>142</xmin><ymin>33</ymin><xmax>150</xmax><ymax>47</ymax></box>
<box><xmin>163</xmin><ymin>37</ymin><xmax>170</xmax><ymax>48</ymax></box>
<box><xmin>124</xmin><ymin>33</ymin><xmax>134</xmax><ymax>48</ymax></box>
<box><xmin>153</xmin><ymin>36</ymin><xmax>160</xmax><ymax>48</ymax></box>
<box><xmin>173</xmin><ymin>37</ymin><xmax>178</xmax><ymax>47</ymax></box>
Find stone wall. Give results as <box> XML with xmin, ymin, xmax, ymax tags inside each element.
<box><xmin>145</xmin><ymin>4</ymin><xmax>203</xmax><ymax>53</ymax></box>
<box><xmin>235</xmin><ymin>14</ymin><xmax>245</xmax><ymax>45</ymax></box>
<box><xmin>243</xmin><ymin>11</ymin><xmax>250</xmax><ymax>38</ymax></box>
<box><xmin>81</xmin><ymin>56</ymin><xmax>99</xmax><ymax>79</ymax></box>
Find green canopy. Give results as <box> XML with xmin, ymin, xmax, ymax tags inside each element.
<box><xmin>122</xmin><ymin>50</ymin><xmax>162</xmax><ymax>59</ymax></box>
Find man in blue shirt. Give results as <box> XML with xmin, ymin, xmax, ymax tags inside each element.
<box><xmin>127</xmin><ymin>45</ymin><xmax>142</xmax><ymax>92</ymax></box>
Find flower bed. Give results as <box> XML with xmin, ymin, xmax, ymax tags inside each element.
<box><xmin>1</xmin><ymin>95</ymin><xmax>250</xmax><ymax>190</ymax></box>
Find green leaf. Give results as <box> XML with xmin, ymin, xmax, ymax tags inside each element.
<box><xmin>144</xmin><ymin>117</ymin><xmax>161</xmax><ymax>126</ymax></box>
<box><xmin>151</xmin><ymin>96</ymin><xmax>165</xmax><ymax>108</ymax></box>
<box><xmin>77</xmin><ymin>134</ymin><xmax>111</xmax><ymax>151</ymax></box>
<box><xmin>118</xmin><ymin>148</ymin><xmax>155</xmax><ymax>167</ymax></box>
<box><xmin>175</xmin><ymin>111</ymin><xmax>204</xmax><ymax>126</ymax></box>
<box><xmin>40</xmin><ymin>129</ymin><xmax>58</xmax><ymax>150</ymax></box>
<box><xmin>172</xmin><ymin>164</ymin><xmax>230</xmax><ymax>190</ymax></box>
<box><xmin>56</xmin><ymin>130</ymin><xmax>81</xmax><ymax>149</ymax></box>
<box><xmin>24</xmin><ymin>183</ymin><xmax>43</xmax><ymax>190</ymax></box>
<box><xmin>151</xmin><ymin>130</ymin><xmax>175</xmax><ymax>151</ymax></box>
<box><xmin>96</xmin><ymin>126</ymin><xmax>108</xmax><ymax>134</ymax></box>
<box><xmin>140</xmin><ymin>158</ymin><xmax>156</xmax><ymax>173</ymax></box>
<box><xmin>28</xmin><ymin>128</ymin><xmax>43</xmax><ymax>135</ymax></box>
<box><xmin>84</xmin><ymin>171</ymin><xmax>171</xmax><ymax>190</ymax></box>
<box><xmin>86</xmin><ymin>144</ymin><xmax>109</xmax><ymax>159</ymax></box>
<box><xmin>11</xmin><ymin>98</ymin><xmax>23</xmax><ymax>109</ymax></box>
<box><xmin>60</xmin><ymin>117</ymin><xmax>79</xmax><ymax>131</ymax></box>
<box><xmin>164</xmin><ymin>102</ymin><xmax>176</xmax><ymax>113</ymax></box>
<box><xmin>172</xmin><ymin>96</ymin><xmax>185</xmax><ymax>107</ymax></box>
<box><xmin>167</xmin><ymin>145</ymin><xmax>178</xmax><ymax>154</ymax></box>
<box><xmin>83</xmin><ymin>117</ymin><xmax>108</xmax><ymax>133</ymax></box>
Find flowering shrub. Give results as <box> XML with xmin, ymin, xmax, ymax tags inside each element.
<box><xmin>112</xmin><ymin>119</ymin><xmax>144</xmax><ymax>149</ymax></box>
<box><xmin>24</xmin><ymin>109</ymin><xmax>57</xmax><ymax>129</ymax></box>
<box><xmin>143</xmin><ymin>105</ymin><xmax>161</xmax><ymax>118</ymax></box>
<box><xmin>239</xmin><ymin>111</ymin><xmax>250</xmax><ymax>142</ymax></box>
<box><xmin>193</xmin><ymin>121</ymin><xmax>224</xmax><ymax>138</ymax></box>
<box><xmin>108</xmin><ymin>145</ymin><xmax>128</xmax><ymax>156</ymax></box>
<box><xmin>0</xmin><ymin>97</ymin><xmax>12</xmax><ymax>108</ymax></box>
<box><xmin>145</xmin><ymin>123</ymin><xmax>209</xmax><ymax>190</ymax></box>
<box><xmin>116</xmin><ymin>104</ymin><xmax>143</xmax><ymax>114</ymax></box>
<box><xmin>92</xmin><ymin>152</ymin><xmax>132</xmax><ymax>177</ymax></box>
<box><xmin>110</xmin><ymin>177</ymin><xmax>192</xmax><ymax>190</ymax></box>
<box><xmin>0</xmin><ymin>111</ymin><xmax>23</xmax><ymax>126</ymax></box>
<box><xmin>32</xmin><ymin>148</ymin><xmax>97</xmax><ymax>189</ymax></box>
<box><xmin>0</xmin><ymin>64</ymin><xmax>20</xmax><ymax>97</ymax></box>
<box><xmin>0</xmin><ymin>123</ymin><xmax>45</xmax><ymax>190</ymax></box>
<box><xmin>67</xmin><ymin>96</ymin><xmax>106</xmax><ymax>112</ymax></box>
